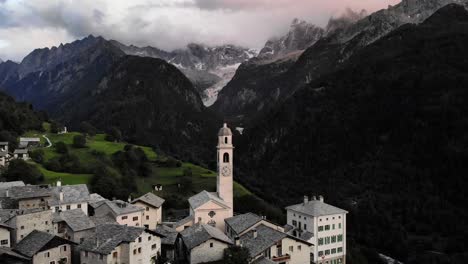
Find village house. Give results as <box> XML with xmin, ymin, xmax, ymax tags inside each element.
<box><xmin>0</xmin><ymin>222</ymin><xmax>13</xmax><ymax>247</ymax></box>
<box><xmin>225</xmin><ymin>212</ymin><xmax>285</xmax><ymax>238</ymax></box>
<box><xmin>131</xmin><ymin>192</ymin><xmax>165</xmax><ymax>229</ymax></box>
<box><xmin>93</xmin><ymin>199</ymin><xmax>144</xmax><ymax>227</ymax></box>
<box><xmin>0</xmin><ymin>151</ymin><xmax>8</xmax><ymax>167</ymax></box>
<box><xmin>236</xmin><ymin>224</ymin><xmax>312</xmax><ymax>264</ymax></box>
<box><xmin>86</xmin><ymin>193</ymin><xmax>106</xmax><ymax>216</ymax></box>
<box><xmin>53</xmin><ymin>209</ymin><xmax>96</xmax><ymax>264</ymax></box>
<box><xmin>13</xmin><ymin>230</ymin><xmax>75</xmax><ymax>264</ymax></box>
<box><xmin>180</xmin><ymin>123</ymin><xmax>235</xmax><ymax>232</ymax></box>
<box><xmin>18</xmin><ymin>138</ymin><xmax>41</xmax><ymax>149</ymax></box>
<box><xmin>78</xmin><ymin>224</ymin><xmax>164</xmax><ymax>264</ymax></box>
<box><xmin>0</xmin><ymin>142</ymin><xmax>10</xmax><ymax>167</ymax></box>
<box><xmin>0</xmin><ymin>181</ymin><xmax>25</xmax><ymax>202</ymax></box>
<box><xmin>0</xmin><ymin>142</ymin><xmax>9</xmax><ymax>152</ymax></box>
<box><xmin>53</xmin><ymin>209</ymin><xmax>95</xmax><ymax>243</ymax></box>
<box><xmin>226</xmin><ymin>213</ymin><xmax>312</xmax><ymax>264</ymax></box>
<box><xmin>1</xmin><ymin>208</ymin><xmax>54</xmax><ymax>244</ymax></box>
<box><xmin>1</xmin><ymin>185</ymin><xmax>51</xmax><ymax>210</ymax></box>
<box><xmin>176</xmin><ymin>223</ymin><xmax>233</xmax><ymax>264</ymax></box>
<box><xmin>155</xmin><ymin>224</ymin><xmax>178</xmax><ymax>262</ymax></box>
<box><xmin>0</xmin><ymin>180</ymin><xmax>89</xmax><ymax>212</ymax></box>
<box><xmin>13</xmin><ymin>149</ymin><xmax>29</xmax><ymax>161</ymax></box>
<box><xmin>48</xmin><ymin>182</ymin><xmax>90</xmax><ymax>215</ymax></box>
<box><xmin>286</xmin><ymin>196</ymin><xmax>347</xmax><ymax>264</ymax></box>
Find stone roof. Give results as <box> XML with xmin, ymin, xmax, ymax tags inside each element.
<box><xmin>19</xmin><ymin>137</ymin><xmax>40</xmax><ymax>142</ymax></box>
<box><xmin>0</xmin><ymin>209</ymin><xmax>17</xmax><ymax>223</ymax></box>
<box><xmin>175</xmin><ymin>215</ymin><xmax>194</xmax><ymax>228</ymax></box>
<box><xmin>79</xmin><ymin>224</ymin><xmax>163</xmax><ymax>254</ymax></box>
<box><xmin>88</xmin><ymin>193</ymin><xmax>107</xmax><ymax>208</ymax></box>
<box><xmin>4</xmin><ymin>185</ymin><xmax>52</xmax><ymax>200</ymax></box>
<box><xmin>89</xmin><ymin>193</ymin><xmax>106</xmax><ymax>202</ymax></box>
<box><xmin>0</xmin><ymin>142</ymin><xmax>9</xmax><ymax>145</ymax></box>
<box><xmin>55</xmin><ymin>209</ymin><xmax>95</xmax><ymax>232</ymax></box>
<box><xmin>48</xmin><ymin>184</ymin><xmax>90</xmax><ymax>206</ymax></box>
<box><xmin>156</xmin><ymin>224</ymin><xmax>178</xmax><ymax>245</ymax></box>
<box><xmin>0</xmin><ymin>182</ymin><xmax>26</xmax><ymax>202</ymax></box>
<box><xmin>0</xmin><ymin>197</ymin><xmax>19</xmax><ymax>209</ymax></box>
<box><xmin>0</xmin><ymin>181</ymin><xmax>25</xmax><ymax>189</ymax></box>
<box><xmin>0</xmin><ymin>222</ymin><xmax>13</xmax><ymax>230</ymax></box>
<box><xmin>90</xmin><ymin>200</ymin><xmax>107</xmax><ymax>209</ymax></box>
<box><xmin>90</xmin><ymin>214</ymin><xmax>118</xmax><ymax>226</ymax></box>
<box><xmin>180</xmin><ymin>223</ymin><xmax>232</xmax><ymax>250</ymax></box>
<box><xmin>0</xmin><ymin>246</ymin><xmax>30</xmax><ymax>261</ymax></box>
<box><xmin>283</xmin><ymin>224</ymin><xmax>294</xmax><ymax>233</ymax></box>
<box><xmin>188</xmin><ymin>190</ymin><xmax>229</xmax><ymax>210</ymax></box>
<box><xmin>218</xmin><ymin>123</ymin><xmax>232</xmax><ymax>136</ymax></box>
<box><xmin>239</xmin><ymin>224</ymin><xmax>287</xmax><ymax>257</ymax></box>
<box><xmin>98</xmin><ymin>200</ymin><xmax>144</xmax><ymax>216</ymax></box>
<box><xmin>14</xmin><ymin>230</ymin><xmax>74</xmax><ymax>257</ymax></box>
<box><xmin>285</xmin><ymin>199</ymin><xmax>348</xmax><ymax>217</ymax></box>
<box><xmin>132</xmin><ymin>192</ymin><xmax>165</xmax><ymax>208</ymax></box>
<box><xmin>13</xmin><ymin>149</ymin><xmax>28</xmax><ymax>154</ymax></box>
<box><xmin>300</xmin><ymin>231</ymin><xmax>314</xmax><ymax>241</ymax></box>
<box><xmin>225</xmin><ymin>213</ymin><xmax>262</xmax><ymax>235</ymax></box>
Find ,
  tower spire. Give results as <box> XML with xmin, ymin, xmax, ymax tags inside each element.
<box><xmin>217</xmin><ymin>123</ymin><xmax>234</xmax><ymax>217</ymax></box>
